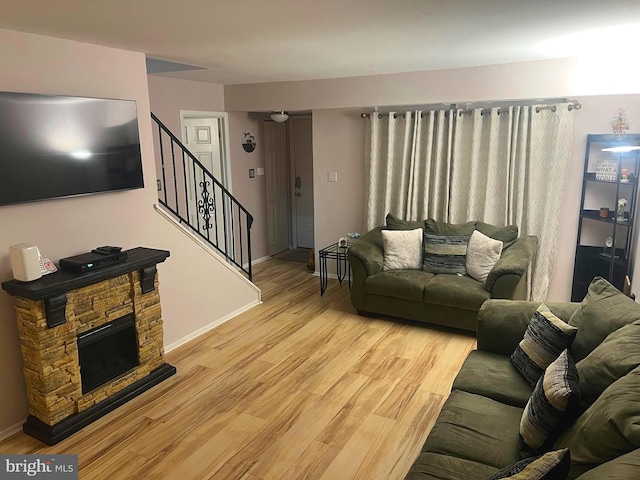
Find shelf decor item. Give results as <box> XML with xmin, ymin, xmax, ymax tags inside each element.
<box><xmin>595</xmin><ymin>158</ymin><xmax>619</xmax><ymax>181</ymax></box>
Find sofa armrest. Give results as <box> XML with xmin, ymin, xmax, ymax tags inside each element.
<box><xmin>347</xmin><ymin>227</ymin><xmax>384</xmax><ymax>277</ymax></box>
<box><xmin>477</xmin><ymin>299</ymin><xmax>580</xmax><ymax>355</ymax></box>
<box><xmin>486</xmin><ymin>235</ymin><xmax>538</xmax><ymax>298</ymax></box>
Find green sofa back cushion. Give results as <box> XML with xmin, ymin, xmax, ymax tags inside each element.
<box><xmin>476</xmin><ymin>221</ymin><xmax>519</xmax><ymax>247</ymax></box>
<box><xmin>568</xmin><ymin>277</ymin><xmax>640</xmax><ymax>362</ymax></box>
<box><xmin>574</xmin><ymin>449</ymin><xmax>640</xmax><ymax>479</ymax></box>
<box><xmin>425</xmin><ymin>218</ymin><xmax>476</xmax><ymax>236</ymax></box>
<box><xmin>554</xmin><ymin>367</ymin><xmax>640</xmax><ymax>479</ymax></box>
<box><xmin>576</xmin><ymin>320</ymin><xmax>640</xmax><ymax>408</ymax></box>
<box><xmin>385</xmin><ymin>213</ymin><xmax>424</xmax><ymax>231</ymax></box>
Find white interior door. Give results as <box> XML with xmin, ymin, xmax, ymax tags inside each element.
<box><xmin>290</xmin><ymin>118</ymin><xmax>314</xmax><ymax>249</ymax></box>
<box><xmin>182</xmin><ymin>116</ymin><xmax>227</xmax><ymax>251</ymax></box>
<box><xmin>264</xmin><ymin>121</ymin><xmax>289</xmax><ymax>255</ymax></box>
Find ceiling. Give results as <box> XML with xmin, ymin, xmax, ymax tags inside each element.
<box><xmin>1</xmin><ymin>0</ymin><xmax>640</xmax><ymax>85</ymax></box>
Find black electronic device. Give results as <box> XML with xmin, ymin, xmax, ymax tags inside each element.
<box><xmin>0</xmin><ymin>91</ymin><xmax>144</xmax><ymax>207</ymax></box>
<box><xmin>59</xmin><ymin>250</ymin><xmax>128</xmax><ymax>273</ymax></box>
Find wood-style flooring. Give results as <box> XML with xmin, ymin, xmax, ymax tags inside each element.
<box><xmin>0</xmin><ymin>257</ymin><xmax>476</xmax><ymax>479</ymax></box>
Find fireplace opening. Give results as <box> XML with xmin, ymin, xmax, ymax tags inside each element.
<box><xmin>77</xmin><ymin>313</ymin><xmax>139</xmax><ymax>394</ymax></box>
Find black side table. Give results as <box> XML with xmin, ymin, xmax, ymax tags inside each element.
<box><xmin>319</xmin><ymin>242</ymin><xmax>352</xmax><ymax>295</ymax></box>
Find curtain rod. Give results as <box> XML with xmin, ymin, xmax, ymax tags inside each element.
<box><xmin>360</xmin><ymin>100</ymin><xmax>582</xmax><ymax>119</ymax></box>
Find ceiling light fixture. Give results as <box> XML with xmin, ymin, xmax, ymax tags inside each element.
<box><xmin>270</xmin><ymin>111</ymin><xmax>289</xmax><ymax>123</ymax></box>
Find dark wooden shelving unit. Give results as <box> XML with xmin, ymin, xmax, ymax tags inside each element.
<box><xmin>571</xmin><ymin>134</ymin><xmax>640</xmax><ymax>301</ymax></box>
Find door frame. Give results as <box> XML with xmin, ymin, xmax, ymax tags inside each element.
<box><xmin>288</xmin><ymin>114</ymin><xmax>313</xmax><ymax>249</ymax></box>
<box><xmin>179</xmin><ymin>110</ymin><xmax>234</xmax><ymax>255</ymax></box>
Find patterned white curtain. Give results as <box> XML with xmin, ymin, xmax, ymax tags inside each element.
<box><xmin>365</xmin><ymin>103</ymin><xmax>574</xmax><ymax>300</ymax></box>
<box><xmin>365</xmin><ymin>109</ymin><xmax>454</xmax><ymax>229</ymax></box>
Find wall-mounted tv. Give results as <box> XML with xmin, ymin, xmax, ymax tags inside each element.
<box><xmin>0</xmin><ymin>91</ymin><xmax>144</xmax><ymax>207</ymax></box>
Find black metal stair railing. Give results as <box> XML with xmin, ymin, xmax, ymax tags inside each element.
<box><xmin>151</xmin><ymin>113</ymin><xmax>253</xmax><ymax>281</ymax></box>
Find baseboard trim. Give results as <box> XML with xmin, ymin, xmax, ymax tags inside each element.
<box><xmin>0</xmin><ymin>421</ymin><xmax>24</xmax><ymax>442</ymax></box>
<box><xmin>244</xmin><ymin>255</ymin><xmax>271</xmax><ymax>269</ymax></box>
<box><xmin>164</xmin><ymin>299</ymin><xmax>262</xmax><ymax>353</ymax></box>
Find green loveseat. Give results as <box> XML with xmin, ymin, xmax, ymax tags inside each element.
<box><xmin>347</xmin><ymin>219</ymin><xmax>538</xmax><ymax>331</ymax></box>
<box><xmin>406</xmin><ymin>280</ymin><xmax>640</xmax><ymax>479</ymax></box>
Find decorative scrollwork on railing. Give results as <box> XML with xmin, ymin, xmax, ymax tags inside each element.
<box><xmin>197</xmin><ymin>180</ymin><xmax>215</xmax><ymax>229</ymax></box>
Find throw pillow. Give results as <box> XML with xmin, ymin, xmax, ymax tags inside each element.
<box><xmin>466</xmin><ymin>230</ymin><xmax>503</xmax><ymax>283</ymax></box>
<box><xmin>382</xmin><ymin>228</ymin><xmax>423</xmax><ymax>270</ymax></box>
<box><xmin>511</xmin><ymin>304</ymin><xmax>577</xmax><ymax>387</ymax></box>
<box><xmin>425</xmin><ymin>218</ymin><xmax>476</xmax><ymax>236</ymax></box>
<box><xmin>385</xmin><ymin>213</ymin><xmax>424</xmax><ymax>231</ymax></box>
<box><xmin>423</xmin><ymin>233</ymin><xmax>469</xmax><ymax>274</ymax></box>
<box><xmin>576</xmin><ymin>321</ymin><xmax>640</xmax><ymax>409</ymax></box>
<box><xmin>476</xmin><ymin>221</ymin><xmax>519</xmax><ymax>249</ymax></box>
<box><xmin>519</xmin><ymin>350</ymin><xmax>580</xmax><ymax>458</ymax></box>
<box><xmin>487</xmin><ymin>449</ymin><xmax>570</xmax><ymax>480</ymax></box>
<box><xmin>568</xmin><ymin>276</ymin><xmax>640</xmax><ymax>362</ymax></box>
<box><xmin>554</xmin><ymin>366</ymin><xmax>640</xmax><ymax>479</ymax></box>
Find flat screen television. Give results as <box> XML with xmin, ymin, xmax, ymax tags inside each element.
<box><xmin>0</xmin><ymin>91</ymin><xmax>144</xmax><ymax>206</ymax></box>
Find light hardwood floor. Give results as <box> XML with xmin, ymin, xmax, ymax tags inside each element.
<box><xmin>0</xmin><ymin>257</ymin><xmax>476</xmax><ymax>479</ymax></box>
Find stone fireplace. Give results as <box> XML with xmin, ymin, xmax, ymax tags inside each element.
<box><xmin>2</xmin><ymin>247</ymin><xmax>176</xmax><ymax>445</ymax></box>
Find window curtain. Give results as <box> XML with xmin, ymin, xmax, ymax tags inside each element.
<box><xmin>364</xmin><ymin>104</ymin><xmax>574</xmax><ymax>301</ymax></box>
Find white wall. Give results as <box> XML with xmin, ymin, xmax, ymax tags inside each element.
<box><xmin>0</xmin><ymin>29</ymin><xmax>259</xmax><ymax>434</ymax></box>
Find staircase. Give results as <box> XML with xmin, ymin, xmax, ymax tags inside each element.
<box><xmin>151</xmin><ymin>113</ymin><xmax>254</xmax><ymax>280</ymax></box>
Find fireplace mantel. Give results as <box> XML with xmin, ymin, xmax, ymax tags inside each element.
<box><xmin>2</xmin><ymin>246</ymin><xmax>176</xmax><ymax>445</ymax></box>
<box><xmin>2</xmin><ymin>247</ymin><xmax>170</xmax><ymax>300</ymax></box>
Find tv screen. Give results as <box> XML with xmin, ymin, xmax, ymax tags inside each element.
<box><xmin>0</xmin><ymin>91</ymin><xmax>144</xmax><ymax>206</ymax></box>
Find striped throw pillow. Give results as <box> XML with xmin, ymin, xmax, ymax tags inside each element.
<box><xmin>519</xmin><ymin>350</ymin><xmax>580</xmax><ymax>458</ymax></box>
<box><xmin>423</xmin><ymin>233</ymin><xmax>469</xmax><ymax>274</ymax></box>
<box><xmin>487</xmin><ymin>448</ymin><xmax>570</xmax><ymax>479</ymax></box>
<box><xmin>511</xmin><ymin>304</ymin><xmax>577</xmax><ymax>387</ymax></box>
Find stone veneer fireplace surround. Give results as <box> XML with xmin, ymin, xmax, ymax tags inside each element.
<box><xmin>2</xmin><ymin>247</ymin><xmax>176</xmax><ymax>445</ymax></box>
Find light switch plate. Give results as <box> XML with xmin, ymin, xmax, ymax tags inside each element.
<box><xmin>257</xmin><ymin>168</ymin><xmax>265</xmax><ymax>176</ymax></box>
<box><xmin>328</xmin><ymin>171</ymin><xmax>338</xmax><ymax>182</ymax></box>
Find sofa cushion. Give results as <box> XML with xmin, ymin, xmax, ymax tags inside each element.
<box><xmin>576</xmin><ymin>321</ymin><xmax>640</xmax><ymax>409</ymax></box>
<box><xmin>466</xmin><ymin>230</ymin><xmax>503</xmax><ymax>283</ymax></box>
<box><xmin>422</xmin><ymin>390</ymin><xmax>523</xmax><ymax>469</ymax></box>
<box><xmin>405</xmin><ymin>452</ymin><xmax>498</xmax><ymax>480</ymax></box>
<box><xmin>476</xmin><ymin>222</ymin><xmax>519</xmax><ymax>248</ymax></box>
<box><xmin>382</xmin><ymin>228</ymin><xmax>423</xmax><ymax>270</ymax></box>
<box><xmin>487</xmin><ymin>448</ymin><xmax>570</xmax><ymax>480</ymax></box>
<box><xmin>453</xmin><ymin>351</ymin><xmax>533</xmax><ymax>408</ymax></box>
<box><xmin>574</xmin><ymin>449</ymin><xmax>640</xmax><ymax>480</ymax></box>
<box><xmin>554</xmin><ymin>367</ymin><xmax>640</xmax><ymax>479</ymax></box>
<box><xmin>568</xmin><ymin>276</ymin><xmax>640</xmax><ymax>362</ymax></box>
<box><xmin>423</xmin><ymin>274</ymin><xmax>491</xmax><ymax>311</ymax></box>
<box><xmin>366</xmin><ymin>270</ymin><xmax>434</xmax><ymax>302</ymax></box>
<box><xmin>423</xmin><ymin>233</ymin><xmax>470</xmax><ymax>274</ymax></box>
<box><xmin>386</xmin><ymin>213</ymin><xmax>424</xmax><ymax>231</ymax></box>
<box><xmin>511</xmin><ymin>304</ymin><xmax>577</xmax><ymax>387</ymax></box>
<box><xmin>519</xmin><ymin>350</ymin><xmax>580</xmax><ymax>458</ymax></box>
<box><xmin>425</xmin><ymin>219</ymin><xmax>476</xmax><ymax>236</ymax></box>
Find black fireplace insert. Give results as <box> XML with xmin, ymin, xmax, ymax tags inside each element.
<box><xmin>77</xmin><ymin>313</ymin><xmax>139</xmax><ymax>394</ymax></box>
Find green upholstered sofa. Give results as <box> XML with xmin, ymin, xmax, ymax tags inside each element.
<box><xmin>405</xmin><ymin>284</ymin><xmax>640</xmax><ymax>479</ymax></box>
<box><xmin>347</xmin><ymin>221</ymin><xmax>538</xmax><ymax>331</ymax></box>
